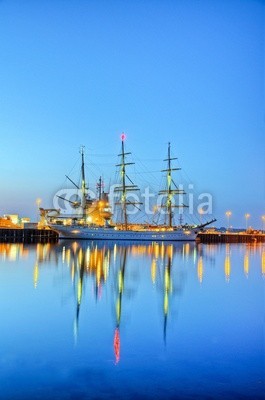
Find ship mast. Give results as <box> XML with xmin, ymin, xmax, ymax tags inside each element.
<box><xmin>114</xmin><ymin>134</ymin><xmax>141</xmax><ymax>230</ymax></box>
<box><xmin>97</xmin><ymin>176</ymin><xmax>102</xmax><ymax>200</ymax></box>
<box><xmin>80</xmin><ymin>146</ymin><xmax>87</xmax><ymax>219</ymax></box>
<box><xmin>159</xmin><ymin>143</ymin><xmax>186</xmax><ymax>227</ymax></box>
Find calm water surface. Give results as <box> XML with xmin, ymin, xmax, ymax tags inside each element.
<box><xmin>0</xmin><ymin>241</ymin><xmax>264</xmax><ymax>399</ymax></box>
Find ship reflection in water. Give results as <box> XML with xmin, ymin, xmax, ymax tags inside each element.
<box><xmin>0</xmin><ymin>241</ymin><xmax>264</xmax><ymax>399</ymax></box>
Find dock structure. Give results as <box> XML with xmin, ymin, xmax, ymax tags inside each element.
<box><xmin>198</xmin><ymin>232</ymin><xmax>265</xmax><ymax>243</ymax></box>
<box><xmin>0</xmin><ymin>228</ymin><xmax>59</xmax><ymax>243</ymax></box>
<box><xmin>0</xmin><ymin>228</ymin><xmax>264</xmax><ymax>244</ymax></box>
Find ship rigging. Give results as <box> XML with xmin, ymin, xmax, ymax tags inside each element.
<box><xmin>42</xmin><ymin>135</ymin><xmax>216</xmax><ymax>241</ymax></box>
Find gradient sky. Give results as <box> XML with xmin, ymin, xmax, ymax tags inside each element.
<box><xmin>0</xmin><ymin>0</ymin><xmax>264</xmax><ymax>228</ymax></box>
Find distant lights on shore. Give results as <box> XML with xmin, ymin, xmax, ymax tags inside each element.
<box><xmin>224</xmin><ymin>211</ymin><xmax>265</xmax><ymax>231</ymax></box>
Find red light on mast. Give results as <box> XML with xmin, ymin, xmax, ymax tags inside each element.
<box><xmin>120</xmin><ymin>133</ymin><xmax>126</xmax><ymax>141</ymax></box>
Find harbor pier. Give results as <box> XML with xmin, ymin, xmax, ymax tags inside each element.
<box><xmin>0</xmin><ymin>228</ymin><xmax>59</xmax><ymax>243</ymax></box>
<box><xmin>198</xmin><ymin>232</ymin><xmax>265</xmax><ymax>243</ymax></box>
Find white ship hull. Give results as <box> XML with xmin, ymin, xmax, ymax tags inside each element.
<box><xmin>50</xmin><ymin>225</ymin><xmax>198</xmax><ymax>241</ymax></box>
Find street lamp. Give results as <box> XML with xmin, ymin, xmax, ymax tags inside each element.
<box><xmin>199</xmin><ymin>207</ymin><xmax>203</xmax><ymax>224</ymax></box>
<box><xmin>262</xmin><ymin>215</ymin><xmax>265</xmax><ymax>232</ymax></box>
<box><xmin>36</xmin><ymin>198</ymin><xmax>42</xmax><ymax>207</ymax></box>
<box><xmin>245</xmin><ymin>213</ymin><xmax>250</xmax><ymax>231</ymax></box>
<box><xmin>36</xmin><ymin>198</ymin><xmax>42</xmax><ymax>223</ymax></box>
<box><xmin>225</xmin><ymin>211</ymin><xmax>232</xmax><ymax>230</ymax></box>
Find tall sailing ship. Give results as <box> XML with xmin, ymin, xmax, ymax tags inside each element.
<box><xmin>43</xmin><ymin>136</ymin><xmax>216</xmax><ymax>241</ymax></box>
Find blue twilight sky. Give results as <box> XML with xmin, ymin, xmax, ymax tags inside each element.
<box><xmin>0</xmin><ymin>0</ymin><xmax>264</xmax><ymax>228</ymax></box>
